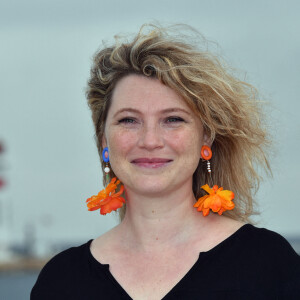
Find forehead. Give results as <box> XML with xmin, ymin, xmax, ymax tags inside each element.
<box><xmin>110</xmin><ymin>74</ymin><xmax>193</xmax><ymax>113</ymax></box>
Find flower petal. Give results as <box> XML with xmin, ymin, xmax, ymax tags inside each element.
<box><xmin>202</xmin><ymin>208</ymin><xmax>210</xmax><ymax>216</ymax></box>
<box><xmin>201</xmin><ymin>184</ymin><xmax>214</xmax><ymax>195</ymax></box>
<box><xmin>217</xmin><ymin>190</ymin><xmax>234</xmax><ymax>201</ymax></box>
<box><xmin>222</xmin><ymin>200</ymin><xmax>235</xmax><ymax>210</ymax></box>
<box><xmin>209</xmin><ymin>196</ymin><xmax>222</xmax><ymax>212</ymax></box>
<box><xmin>113</xmin><ymin>185</ymin><xmax>124</xmax><ymax>197</ymax></box>
<box><xmin>100</xmin><ymin>197</ymin><xmax>124</xmax><ymax>215</ymax></box>
<box><xmin>194</xmin><ymin>195</ymin><xmax>209</xmax><ymax>208</ymax></box>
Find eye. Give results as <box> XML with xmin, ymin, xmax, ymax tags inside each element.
<box><xmin>166</xmin><ymin>116</ymin><xmax>185</xmax><ymax>123</ymax></box>
<box><xmin>118</xmin><ymin>118</ymin><xmax>137</xmax><ymax>124</ymax></box>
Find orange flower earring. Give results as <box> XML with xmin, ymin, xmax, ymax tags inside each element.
<box><xmin>85</xmin><ymin>147</ymin><xmax>125</xmax><ymax>215</ymax></box>
<box><xmin>194</xmin><ymin>146</ymin><xmax>235</xmax><ymax>216</ymax></box>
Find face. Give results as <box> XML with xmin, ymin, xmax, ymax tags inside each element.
<box><xmin>103</xmin><ymin>74</ymin><xmax>209</xmax><ymax>197</ymax></box>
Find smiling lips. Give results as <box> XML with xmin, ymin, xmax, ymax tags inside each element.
<box><xmin>131</xmin><ymin>158</ymin><xmax>173</xmax><ymax>168</ymax></box>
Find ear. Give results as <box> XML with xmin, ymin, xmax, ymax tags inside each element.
<box><xmin>203</xmin><ymin>131</ymin><xmax>213</xmax><ymax>148</ymax></box>
<box><xmin>102</xmin><ymin>135</ymin><xmax>107</xmax><ymax>149</ymax></box>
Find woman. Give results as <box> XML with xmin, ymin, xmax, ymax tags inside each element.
<box><xmin>31</xmin><ymin>25</ymin><xmax>300</xmax><ymax>299</ymax></box>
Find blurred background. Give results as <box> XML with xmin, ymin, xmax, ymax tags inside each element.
<box><xmin>0</xmin><ymin>0</ymin><xmax>299</xmax><ymax>298</ymax></box>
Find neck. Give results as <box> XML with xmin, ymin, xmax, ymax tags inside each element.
<box><xmin>116</xmin><ymin>184</ymin><xmax>215</xmax><ymax>252</ymax></box>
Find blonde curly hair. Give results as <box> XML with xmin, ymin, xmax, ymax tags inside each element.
<box><xmin>86</xmin><ymin>24</ymin><xmax>271</xmax><ymax>222</ymax></box>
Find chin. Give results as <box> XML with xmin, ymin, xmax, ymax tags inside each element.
<box><xmin>128</xmin><ymin>175</ymin><xmax>173</xmax><ymax>196</ymax></box>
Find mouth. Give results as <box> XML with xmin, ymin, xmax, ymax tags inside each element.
<box><xmin>131</xmin><ymin>158</ymin><xmax>173</xmax><ymax>169</ymax></box>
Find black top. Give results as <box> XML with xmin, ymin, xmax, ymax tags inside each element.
<box><xmin>31</xmin><ymin>224</ymin><xmax>300</xmax><ymax>299</ymax></box>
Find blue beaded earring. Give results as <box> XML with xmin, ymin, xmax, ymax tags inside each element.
<box><xmin>102</xmin><ymin>147</ymin><xmax>110</xmax><ymax>183</ymax></box>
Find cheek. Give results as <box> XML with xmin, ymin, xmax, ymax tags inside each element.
<box><xmin>168</xmin><ymin>130</ymin><xmax>202</xmax><ymax>173</ymax></box>
<box><xmin>107</xmin><ymin>129</ymin><xmax>137</xmax><ymax>161</ymax></box>
<box><xmin>168</xmin><ymin>130</ymin><xmax>202</xmax><ymax>154</ymax></box>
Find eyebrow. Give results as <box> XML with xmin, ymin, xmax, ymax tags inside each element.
<box><xmin>113</xmin><ymin>107</ymin><xmax>190</xmax><ymax>118</ymax></box>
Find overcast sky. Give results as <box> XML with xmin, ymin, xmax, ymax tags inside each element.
<box><xmin>0</xmin><ymin>0</ymin><xmax>299</xmax><ymax>249</ymax></box>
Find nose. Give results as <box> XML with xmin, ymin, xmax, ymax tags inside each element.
<box><xmin>137</xmin><ymin>123</ymin><xmax>164</xmax><ymax>150</ymax></box>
